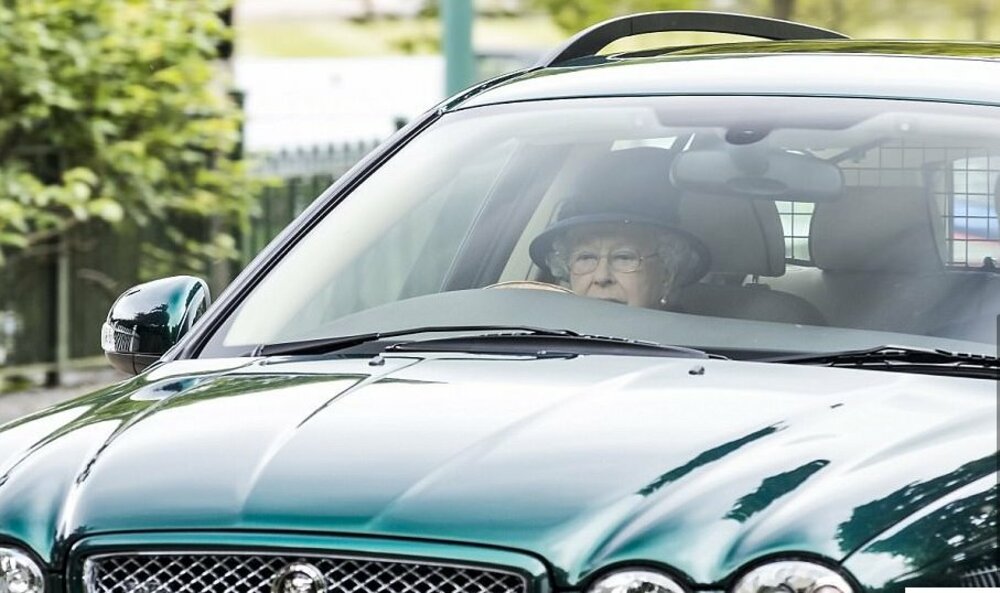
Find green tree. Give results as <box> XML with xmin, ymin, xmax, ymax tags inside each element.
<box><xmin>533</xmin><ymin>0</ymin><xmax>996</xmax><ymax>42</ymax></box>
<box><xmin>0</xmin><ymin>0</ymin><xmax>255</xmax><ymax>270</ymax></box>
<box><xmin>532</xmin><ymin>0</ymin><xmax>697</xmax><ymax>35</ymax></box>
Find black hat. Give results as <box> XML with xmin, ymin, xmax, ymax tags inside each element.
<box><xmin>529</xmin><ymin>147</ymin><xmax>710</xmax><ymax>283</ymax></box>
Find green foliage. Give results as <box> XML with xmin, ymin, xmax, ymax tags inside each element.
<box><xmin>0</xmin><ymin>374</ymin><xmax>34</xmax><ymax>394</ymax></box>
<box><xmin>531</xmin><ymin>0</ymin><xmax>698</xmax><ymax>34</ymax></box>
<box><xmin>530</xmin><ymin>0</ymin><xmax>996</xmax><ymax>41</ymax></box>
<box><xmin>0</xmin><ymin>0</ymin><xmax>256</xmax><ymax>271</ymax></box>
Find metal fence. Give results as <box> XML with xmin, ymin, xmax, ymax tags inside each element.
<box><xmin>242</xmin><ymin>141</ymin><xmax>378</xmax><ymax>262</ymax></box>
<box><xmin>0</xmin><ymin>140</ymin><xmax>378</xmax><ymax>382</ymax></box>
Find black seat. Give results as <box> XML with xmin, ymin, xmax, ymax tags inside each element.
<box><xmin>768</xmin><ymin>186</ymin><xmax>999</xmax><ymax>341</ymax></box>
<box><xmin>675</xmin><ymin>192</ymin><xmax>826</xmax><ymax>325</ymax></box>
<box><xmin>676</xmin><ymin>281</ymin><xmax>826</xmax><ymax>325</ymax></box>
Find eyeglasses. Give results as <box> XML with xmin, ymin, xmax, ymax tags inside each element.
<box><xmin>567</xmin><ymin>248</ymin><xmax>658</xmax><ymax>275</ymax></box>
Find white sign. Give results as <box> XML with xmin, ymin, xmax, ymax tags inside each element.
<box><xmin>907</xmin><ymin>589</ymin><xmax>1000</xmax><ymax>593</ymax></box>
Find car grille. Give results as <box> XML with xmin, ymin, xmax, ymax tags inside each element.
<box><xmin>960</xmin><ymin>565</ymin><xmax>1000</xmax><ymax>587</ymax></box>
<box><xmin>83</xmin><ymin>553</ymin><xmax>529</xmax><ymax>593</ymax></box>
<box><xmin>111</xmin><ymin>324</ymin><xmax>138</xmax><ymax>352</ymax></box>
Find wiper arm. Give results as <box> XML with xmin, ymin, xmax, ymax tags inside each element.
<box><xmin>386</xmin><ymin>333</ymin><xmax>712</xmax><ymax>359</ymax></box>
<box><xmin>255</xmin><ymin>325</ymin><xmax>712</xmax><ymax>360</ymax></box>
<box><xmin>254</xmin><ymin>325</ymin><xmax>584</xmax><ymax>357</ymax></box>
<box><xmin>767</xmin><ymin>345</ymin><xmax>999</xmax><ymax>378</ymax></box>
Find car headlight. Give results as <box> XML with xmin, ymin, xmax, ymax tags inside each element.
<box><xmin>733</xmin><ymin>560</ymin><xmax>853</xmax><ymax>593</ymax></box>
<box><xmin>0</xmin><ymin>548</ymin><xmax>45</xmax><ymax>593</ymax></box>
<box><xmin>589</xmin><ymin>569</ymin><xmax>687</xmax><ymax>593</ymax></box>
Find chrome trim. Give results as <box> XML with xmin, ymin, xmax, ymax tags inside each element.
<box><xmin>961</xmin><ymin>564</ymin><xmax>1000</xmax><ymax>588</ymax></box>
<box><xmin>272</xmin><ymin>563</ymin><xmax>327</xmax><ymax>593</ymax></box>
<box><xmin>82</xmin><ymin>550</ymin><xmax>530</xmax><ymax>577</ymax></box>
<box><xmin>82</xmin><ymin>550</ymin><xmax>531</xmax><ymax>593</ymax></box>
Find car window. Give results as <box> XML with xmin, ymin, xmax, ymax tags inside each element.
<box><xmin>775</xmin><ymin>200</ymin><xmax>814</xmax><ymax>263</ymax></box>
<box><xmin>308</xmin><ymin>140</ymin><xmax>519</xmax><ymax>327</ymax></box>
<box><xmin>223</xmin><ymin>130</ymin><xmax>519</xmax><ymax>346</ymax></box>
<box><xmin>945</xmin><ymin>154</ymin><xmax>999</xmax><ymax>266</ymax></box>
<box><xmin>208</xmin><ymin>96</ymin><xmax>1000</xmax><ymax>358</ymax></box>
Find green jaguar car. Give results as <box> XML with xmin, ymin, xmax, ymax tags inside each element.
<box><xmin>1</xmin><ymin>11</ymin><xmax>998</xmax><ymax>593</ymax></box>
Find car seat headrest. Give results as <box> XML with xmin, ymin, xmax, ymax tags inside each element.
<box><xmin>678</xmin><ymin>194</ymin><xmax>786</xmax><ymax>277</ymax></box>
<box><xmin>810</xmin><ymin>186</ymin><xmax>945</xmax><ymax>272</ymax></box>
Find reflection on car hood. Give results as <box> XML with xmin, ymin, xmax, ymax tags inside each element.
<box><xmin>0</xmin><ymin>355</ymin><xmax>995</xmax><ymax>586</ymax></box>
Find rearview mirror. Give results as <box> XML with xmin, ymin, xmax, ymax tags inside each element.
<box><xmin>101</xmin><ymin>276</ymin><xmax>210</xmax><ymax>375</ymax></box>
<box><xmin>671</xmin><ymin>147</ymin><xmax>844</xmax><ymax>202</ymax></box>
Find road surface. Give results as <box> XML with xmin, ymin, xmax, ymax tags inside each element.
<box><xmin>0</xmin><ymin>368</ymin><xmax>126</xmax><ymax>425</ymax></box>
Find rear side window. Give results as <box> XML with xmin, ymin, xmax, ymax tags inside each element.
<box><xmin>944</xmin><ymin>154</ymin><xmax>1000</xmax><ymax>267</ymax></box>
<box><xmin>775</xmin><ymin>143</ymin><xmax>1000</xmax><ymax>269</ymax></box>
<box><xmin>776</xmin><ymin>201</ymin><xmax>814</xmax><ymax>263</ymax></box>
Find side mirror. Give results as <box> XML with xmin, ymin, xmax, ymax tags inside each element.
<box><xmin>101</xmin><ymin>276</ymin><xmax>211</xmax><ymax>375</ymax></box>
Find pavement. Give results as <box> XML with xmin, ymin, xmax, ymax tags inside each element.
<box><xmin>0</xmin><ymin>368</ymin><xmax>127</xmax><ymax>425</ymax></box>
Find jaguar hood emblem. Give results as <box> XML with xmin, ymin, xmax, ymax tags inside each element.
<box><xmin>272</xmin><ymin>563</ymin><xmax>327</xmax><ymax>593</ymax></box>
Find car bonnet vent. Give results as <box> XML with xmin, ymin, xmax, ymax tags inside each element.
<box><xmin>538</xmin><ymin>10</ymin><xmax>849</xmax><ymax>67</ymax></box>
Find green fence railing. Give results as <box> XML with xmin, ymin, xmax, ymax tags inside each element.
<box><xmin>242</xmin><ymin>141</ymin><xmax>378</xmax><ymax>262</ymax></box>
<box><xmin>0</xmin><ymin>139</ymin><xmax>379</xmax><ymax>383</ymax></box>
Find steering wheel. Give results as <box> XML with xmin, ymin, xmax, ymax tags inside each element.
<box><xmin>482</xmin><ymin>280</ymin><xmax>575</xmax><ymax>294</ymax></box>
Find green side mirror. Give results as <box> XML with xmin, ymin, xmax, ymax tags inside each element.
<box><xmin>101</xmin><ymin>276</ymin><xmax>211</xmax><ymax>375</ymax></box>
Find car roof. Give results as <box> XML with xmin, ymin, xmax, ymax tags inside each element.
<box><xmin>453</xmin><ymin>41</ymin><xmax>1000</xmax><ymax>110</ymax></box>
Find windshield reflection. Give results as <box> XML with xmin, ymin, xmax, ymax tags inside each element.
<box><xmin>209</xmin><ymin>96</ymin><xmax>1000</xmax><ymax>360</ymax></box>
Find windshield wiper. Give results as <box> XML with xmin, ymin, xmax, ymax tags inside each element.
<box><xmin>385</xmin><ymin>332</ymin><xmax>712</xmax><ymax>359</ymax></box>
<box><xmin>254</xmin><ymin>325</ymin><xmax>711</xmax><ymax>359</ymax></box>
<box><xmin>767</xmin><ymin>345</ymin><xmax>999</xmax><ymax>379</ymax></box>
<box><xmin>255</xmin><ymin>325</ymin><xmax>578</xmax><ymax>357</ymax></box>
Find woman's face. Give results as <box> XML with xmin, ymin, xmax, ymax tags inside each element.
<box><xmin>563</xmin><ymin>224</ymin><xmax>668</xmax><ymax>308</ymax></box>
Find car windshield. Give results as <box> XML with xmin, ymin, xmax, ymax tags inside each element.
<box><xmin>208</xmin><ymin>96</ymin><xmax>1000</xmax><ymax>358</ymax></box>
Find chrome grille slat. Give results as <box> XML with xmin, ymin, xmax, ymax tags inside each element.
<box><xmin>961</xmin><ymin>564</ymin><xmax>1000</xmax><ymax>588</ymax></box>
<box><xmin>85</xmin><ymin>554</ymin><xmax>527</xmax><ymax>593</ymax></box>
<box><xmin>112</xmin><ymin>325</ymin><xmax>138</xmax><ymax>352</ymax></box>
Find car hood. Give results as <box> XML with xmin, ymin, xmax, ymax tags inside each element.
<box><xmin>0</xmin><ymin>354</ymin><xmax>995</xmax><ymax>585</ymax></box>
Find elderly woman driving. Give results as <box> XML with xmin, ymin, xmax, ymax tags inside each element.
<box><xmin>529</xmin><ymin>148</ymin><xmax>710</xmax><ymax>309</ymax></box>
